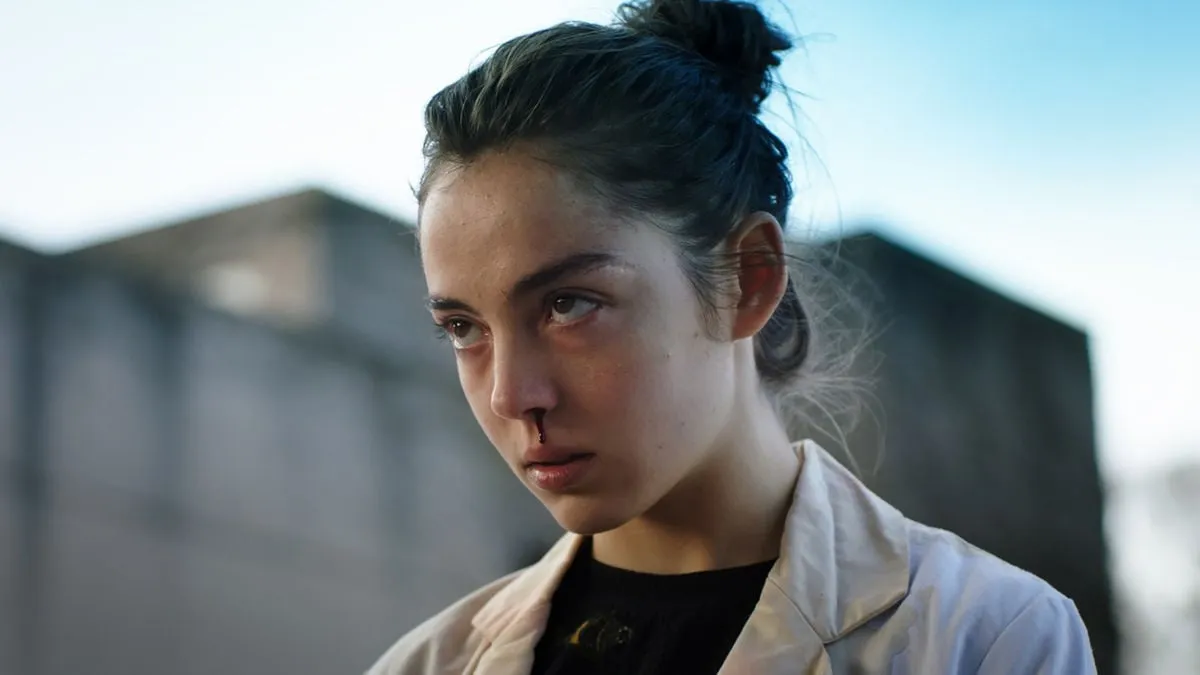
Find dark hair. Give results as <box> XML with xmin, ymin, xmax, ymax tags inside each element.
<box><xmin>418</xmin><ymin>0</ymin><xmax>850</xmax><ymax>406</ymax></box>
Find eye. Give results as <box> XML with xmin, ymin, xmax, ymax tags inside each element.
<box><xmin>437</xmin><ymin>318</ymin><xmax>485</xmax><ymax>350</ymax></box>
<box><xmin>548</xmin><ymin>295</ymin><xmax>600</xmax><ymax>325</ymax></box>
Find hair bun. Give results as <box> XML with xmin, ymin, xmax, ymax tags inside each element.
<box><xmin>617</xmin><ymin>0</ymin><xmax>792</xmax><ymax>113</ymax></box>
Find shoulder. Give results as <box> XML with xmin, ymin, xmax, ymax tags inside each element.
<box><xmin>364</xmin><ymin>570</ymin><xmax>522</xmax><ymax>675</ymax></box>
<box><xmin>901</xmin><ymin>522</ymin><xmax>1096</xmax><ymax>673</ymax></box>
<box><xmin>906</xmin><ymin>521</ymin><xmax>1053</xmax><ymax>611</ymax></box>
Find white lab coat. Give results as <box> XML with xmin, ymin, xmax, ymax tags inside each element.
<box><xmin>368</xmin><ymin>440</ymin><xmax>1097</xmax><ymax>674</ymax></box>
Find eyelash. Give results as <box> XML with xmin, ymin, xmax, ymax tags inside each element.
<box><xmin>431</xmin><ymin>292</ymin><xmax>602</xmax><ymax>343</ymax></box>
<box><xmin>547</xmin><ymin>292</ymin><xmax>602</xmax><ymax>322</ymax></box>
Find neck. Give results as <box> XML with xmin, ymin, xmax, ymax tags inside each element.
<box><xmin>591</xmin><ymin>391</ymin><xmax>801</xmax><ymax>575</ymax></box>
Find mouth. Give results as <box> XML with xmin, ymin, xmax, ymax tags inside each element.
<box><xmin>525</xmin><ymin>452</ymin><xmax>593</xmax><ymax>469</ymax></box>
<box><xmin>524</xmin><ymin>452</ymin><xmax>596</xmax><ymax>492</ymax></box>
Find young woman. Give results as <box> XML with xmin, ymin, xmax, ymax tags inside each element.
<box><xmin>368</xmin><ymin>0</ymin><xmax>1097</xmax><ymax>673</ymax></box>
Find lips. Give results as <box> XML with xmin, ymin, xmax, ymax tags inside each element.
<box><xmin>526</xmin><ymin>453</ymin><xmax>591</xmax><ymax>467</ymax></box>
<box><xmin>522</xmin><ymin>444</ymin><xmax>593</xmax><ymax>467</ymax></box>
<box><xmin>522</xmin><ymin>446</ymin><xmax>596</xmax><ymax>492</ymax></box>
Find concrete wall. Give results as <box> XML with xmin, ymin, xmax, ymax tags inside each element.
<box><xmin>320</xmin><ymin>196</ymin><xmax>448</xmax><ymax>366</ymax></box>
<box><xmin>0</xmin><ymin>245</ymin><xmax>559</xmax><ymax>675</ymax></box>
<box><xmin>74</xmin><ymin>191</ymin><xmax>327</xmax><ymax>327</ymax></box>
<box><xmin>807</xmin><ymin>233</ymin><xmax>1116</xmax><ymax>674</ymax></box>
<box><xmin>73</xmin><ymin>189</ymin><xmax>452</xmax><ymax>368</ymax></box>
<box><xmin>0</xmin><ymin>242</ymin><xmax>29</xmax><ymax>468</ymax></box>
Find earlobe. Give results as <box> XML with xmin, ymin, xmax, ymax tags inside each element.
<box><xmin>728</xmin><ymin>212</ymin><xmax>788</xmax><ymax>341</ymax></box>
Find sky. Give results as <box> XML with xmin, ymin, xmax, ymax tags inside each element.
<box><xmin>1</xmin><ymin>0</ymin><xmax>1197</xmax><ymax>479</ymax></box>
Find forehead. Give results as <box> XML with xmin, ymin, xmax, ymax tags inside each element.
<box><xmin>418</xmin><ymin>153</ymin><xmax>669</xmax><ymax>295</ymax></box>
<box><xmin>424</xmin><ymin>149</ymin><xmax>604</xmax><ymax>247</ymax></box>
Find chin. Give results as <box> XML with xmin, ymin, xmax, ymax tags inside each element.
<box><xmin>542</xmin><ymin>494</ymin><xmax>633</xmax><ymax>536</ymax></box>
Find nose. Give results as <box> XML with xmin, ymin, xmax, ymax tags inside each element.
<box><xmin>489</xmin><ymin>336</ymin><xmax>558</xmax><ymax>422</ymax></box>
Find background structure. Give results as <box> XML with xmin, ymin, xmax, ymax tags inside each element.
<box><xmin>1</xmin><ymin>189</ymin><xmax>1119</xmax><ymax>674</ymax></box>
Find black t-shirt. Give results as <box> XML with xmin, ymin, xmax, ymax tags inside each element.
<box><xmin>530</xmin><ymin>538</ymin><xmax>775</xmax><ymax>675</ymax></box>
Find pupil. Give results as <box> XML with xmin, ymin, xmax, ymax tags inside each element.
<box><xmin>554</xmin><ymin>297</ymin><xmax>575</xmax><ymax>314</ymax></box>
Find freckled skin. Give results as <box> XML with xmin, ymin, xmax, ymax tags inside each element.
<box><xmin>419</xmin><ymin>150</ymin><xmax>801</xmax><ymax>576</ymax></box>
<box><xmin>420</xmin><ymin>152</ymin><xmax>738</xmax><ymax>536</ymax></box>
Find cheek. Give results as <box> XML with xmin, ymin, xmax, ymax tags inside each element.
<box><xmin>568</xmin><ymin>353</ymin><xmax>650</xmax><ymax>415</ymax></box>
<box><xmin>601</xmin><ymin>322</ymin><xmax>730</xmax><ymax>443</ymax></box>
<box><xmin>567</xmin><ymin>314</ymin><xmax>698</xmax><ymax>423</ymax></box>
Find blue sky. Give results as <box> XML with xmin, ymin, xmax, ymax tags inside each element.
<box><xmin>1</xmin><ymin>0</ymin><xmax>1196</xmax><ymax>477</ymax></box>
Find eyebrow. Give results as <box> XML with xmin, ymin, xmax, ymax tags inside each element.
<box><xmin>426</xmin><ymin>251</ymin><xmax>624</xmax><ymax>313</ymax></box>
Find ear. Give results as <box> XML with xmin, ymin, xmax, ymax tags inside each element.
<box><xmin>727</xmin><ymin>212</ymin><xmax>788</xmax><ymax>342</ymax></box>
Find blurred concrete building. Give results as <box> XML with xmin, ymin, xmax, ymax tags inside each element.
<box><xmin>1</xmin><ymin>188</ymin><xmax>1118</xmax><ymax>674</ymax></box>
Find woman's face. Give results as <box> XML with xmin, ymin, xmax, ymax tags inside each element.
<box><xmin>419</xmin><ymin>151</ymin><xmax>741</xmax><ymax>535</ymax></box>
